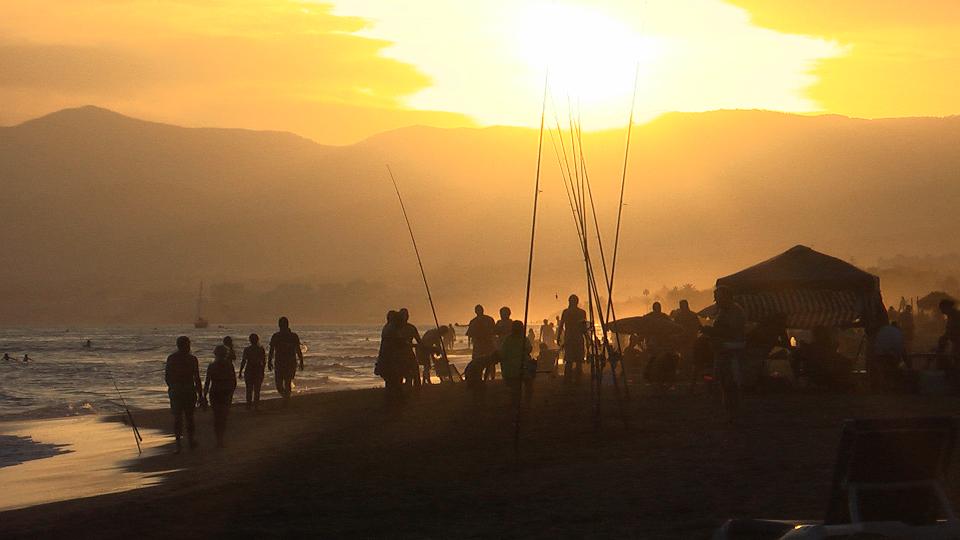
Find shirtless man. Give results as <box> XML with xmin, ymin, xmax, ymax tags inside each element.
<box><xmin>164</xmin><ymin>336</ymin><xmax>202</xmax><ymax>452</ymax></box>
<box><xmin>268</xmin><ymin>317</ymin><xmax>304</xmax><ymax>400</ymax></box>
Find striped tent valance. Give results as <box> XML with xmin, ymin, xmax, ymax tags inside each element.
<box><xmin>700</xmin><ymin>289</ymin><xmax>869</xmax><ymax>329</ymax></box>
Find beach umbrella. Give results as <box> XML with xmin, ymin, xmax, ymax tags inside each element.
<box><xmin>918</xmin><ymin>291</ymin><xmax>955</xmax><ymax>311</ymax></box>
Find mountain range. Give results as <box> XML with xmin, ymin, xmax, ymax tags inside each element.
<box><xmin>1</xmin><ymin>106</ymin><xmax>958</xmax><ymax>324</ymax></box>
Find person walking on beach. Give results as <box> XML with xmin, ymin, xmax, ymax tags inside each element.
<box><xmin>467</xmin><ymin>305</ymin><xmax>497</xmax><ymax>380</ymax></box>
<box><xmin>165</xmin><ymin>336</ymin><xmax>202</xmax><ymax>453</ymax></box>
<box><xmin>203</xmin><ymin>344</ymin><xmax>237</xmax><ymax>448</ymax></box>
<box><xmin>269</xmin><ymin>316</ymin><xmax>304</xmax><ymax>401</ymax></box>
<box><xmin>701</xmin><ymin>286</ymin><xmax>746</xmax><ymax>423</ymax></box>
<box><xmin>238</xmin><ymin>333</ymin><xmax>266</xmax><ymax>410</ymax></box>
<box><xmin>397</xmin><ymin>308</ymin><xmax>422</xmax><ymax>388</ymax></box>
<box><xmin>501</xmin><ymin>320</ymin><xmax>535</xmax><ymax>408</ymax></box>
<box><xmin>558</xmin><ymin>295</ymin><xmax>587</xmax><ymax>382</ymax></box>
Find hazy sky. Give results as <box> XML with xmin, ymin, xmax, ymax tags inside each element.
<box><xmin>0</xmin><ymin>1</ymin><xmax>957</xmax><ymax>143</ymax></box>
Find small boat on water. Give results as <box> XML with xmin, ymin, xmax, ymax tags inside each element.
<box><xmin>193</xmin><ymin>281</ymin><xmax>209</xmax><ymax>329</ymax></box>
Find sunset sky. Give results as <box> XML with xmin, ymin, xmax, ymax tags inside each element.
<box><xmin>1</xmin><ymin>0</ymin><xmax>957</xmax><ymax>144</ymax></box>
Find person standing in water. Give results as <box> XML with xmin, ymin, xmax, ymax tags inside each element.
<box><xmin>558</xmin><ymin>295</ymin><xmax>587</xmax><ymax>382</ymax></box>
<box><xmin>203</xmin><ymin>344</ymin><xmax>237</xmax><ymax>448</ymax></box>
<box><xmin>165</xmin><ymin>336</ymin><xmax>202</xmax><ymax>453</ymax></box>
<box><xmin>269</xmin><ymin>317</ymin><xmax>304</xmax><ymax>401</ymax></box>
<box><xmin>238</xmin><ymin>333</ymin><xmax>266</xmax><ymax>410</ymax></box>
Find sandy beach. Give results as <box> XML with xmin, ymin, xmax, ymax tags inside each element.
<box><xmin>1</xmin><ymin>378</ymin><xmax>959</xmax><ymax>538</ymax></box>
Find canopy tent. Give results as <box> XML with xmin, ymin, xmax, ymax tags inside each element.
<box><xmin>918</xmin><ymin>291</ymin><xmax>955</xmax><ymax>311</ymax></box>
<box><xmin>699</xmin><ymin>245</ymin><xmax>886</xmax><ymax>329</ymax></box>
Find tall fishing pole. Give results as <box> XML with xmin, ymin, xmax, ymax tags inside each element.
<box><xmin>606</xmin><ymin>63</ymin><xmax>640</xmax><ymax>322</ymax></box>
<box><xmin>386</xmin><ymin>165</ymin><xmax>450</xmax><ymax>371</ymax></box>
<box><xmin>516</xmin><ymin>73</ymin><xmax>549</xmax><ymax>455</ymax></box>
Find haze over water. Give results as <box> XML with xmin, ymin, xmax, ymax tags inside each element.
<box><xmin>0</xmin><ymin>325</ymin><xmax>397</xmax><ymax>419</ymax></box>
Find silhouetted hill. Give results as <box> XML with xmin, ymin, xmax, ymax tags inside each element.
<box><xmin>2</xmin><ymin>107</ymin><xmax>959</xmax><ymax>324</ymax></box>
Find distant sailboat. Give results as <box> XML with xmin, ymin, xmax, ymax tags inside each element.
<box><xmin>194</xmin><ymin>281</ymin><xmax>209</xmax><ymax>329</ymax></box>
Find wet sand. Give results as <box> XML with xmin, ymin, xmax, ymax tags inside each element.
<box><xmin>2</xmin><ymin>379</ymin><xmax>960</xmax><ymax>539</ymax></box>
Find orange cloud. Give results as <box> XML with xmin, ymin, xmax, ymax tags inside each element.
<box><xmin>728</xmin><ymin>0</ymin><xmax>960</xmax><ymax>118</ymax></box>
<box><xmin>0</xmin><ymin>1</ymin><xmax>472</xmax><ymax>143</ymax></box>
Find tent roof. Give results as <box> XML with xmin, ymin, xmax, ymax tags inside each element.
<box><xmin>918</xmin><ymin>291</ymin><xmax>955</xmax><ymax>310</ymax></box>
<box><xmin>716</xmin><ymin>245</ymin><xmax>879</xmax><ymax>294</ymax></box>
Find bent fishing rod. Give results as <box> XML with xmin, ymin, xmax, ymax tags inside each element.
<box><xmin>95</xmin><ymin>351</ymin><xmax>143</xmax><ymax>454</ymax></box>
<box><xmin>113</xmin><ymin>377</ymin><xmax>143</xmax><ymax>455</ymax></box>
<box><xmin>386</xmin><ymin>165</ymin><xmax>450</xmax><ymax>369</ymax></box>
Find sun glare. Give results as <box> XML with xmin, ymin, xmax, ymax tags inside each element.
<box><xmin>514</xmin><ymin>2</ymin><xmax>665</xmax><ymax>123</ymax></box>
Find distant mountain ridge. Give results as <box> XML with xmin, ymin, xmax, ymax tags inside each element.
<box><xmin>2</xmin><ymin>106</ymin><xmax>959</xmax><ymax>324</ymax></box>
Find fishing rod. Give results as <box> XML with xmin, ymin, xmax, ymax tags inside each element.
<box><xmin>515</xmin><ymin>73</ymin><xmax>549</xmax><ymax>456</ymax></box>
<box><xmin>112</xmin><ymin>374</ymin><xmax>143</xmax><ymax>455</ymax></box>
<box><xmin>95</xmin><ymin>350</ymin><xmax>143</xmax><ymax>454</ymax></box>
<box><xmin>606</xmin><ymin>63</ymin><xmax>640</xmax><ymax>324</ymax></box>
<box><xmin>386</xmin><ymin>165</ymin><xmax>450</xmax><ymax>373</ymax></box>
<box><xmin>575</xmin><ymin>122</ymin><xmax>630</xmax><ymax>425</ymax></box>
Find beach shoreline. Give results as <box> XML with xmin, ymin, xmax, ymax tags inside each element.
<box><xmin>3</xmin><ymin>380</ymin><xmax>960</xmax><ymax>538</ymax></box>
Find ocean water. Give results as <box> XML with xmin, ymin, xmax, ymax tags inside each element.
<box><xmin>0</xmin><ymin>325</ymin><xmax>417</xmax><ymax>420</ymax></box>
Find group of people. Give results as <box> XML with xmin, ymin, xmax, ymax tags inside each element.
<box><xmin>163</xmin><ymin>317</ymin><xmax>304</xmax><ymax>452</ymax></box>
<box><xmin>2</xmin><ymin>353</ymin><xmax>30</xmax><ymax>362</ymax></box>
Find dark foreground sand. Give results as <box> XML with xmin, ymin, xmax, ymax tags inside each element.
<box><xmin>2</xmin><ymin>378</ymin><xmax>960</xmax><ymax>539</ymax></box>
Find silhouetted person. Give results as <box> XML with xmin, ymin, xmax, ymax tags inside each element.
<box><xmin>203</xmin><ymin>344</ymin><xmax>237</xmax><ymax>448</ymax></box>
<box><xmin>495</xmin><ymin>306</ymin><xmax>514</xmax><ymax>345</ymax></box>
<box><xmin>222</xmin><ymin>336</ymin><xmax>237</xmax><ymax>364</ymax></box>
<box><xmin>444</xmin><ymin>323</ymin><xmax>457</xmax><ymax>350</ymax></box>
<box><xmin>540</xmin><ymin>319</ymin><xmax>557</xmax><ymax>350</ymax></box>
<box><xmin>650</xmin><ymin>301</ymin><xmax>670</xmax><ymax>321</ymax></box>
<box><xmin>2</xmin><ymin>353</ymin><xmax>12</xmax><ymax>361</ymax></box>
<box><xmin>938</xmin><ymin>299</ymin><xmax>960</xmax><ymax>369</ymax></box>
<box><xmin>22</xmin><ymin>353</ymin><xmax>30</xmax><ymax>363</ymax></box>
<box><xmin>377</xmin><ymin>311</ymin><xmax>404</xmax><ymax>404</ymax></box>
<box><xmin>672</xmin><ymin>299</ymin><xmax>702</xmax><ymax>380</ymax></box>
<box><xmin>466</xmin><ymin>304</ymin><xmax>497</xmax><ymax>378</ymax></box>
<box><xmin>84</xmin><ymin>339</ymin><xmax>92</xmax><ymax>349</ymax></box>
<box><xmin>417</xmin><ymin>325</ymin><xmax>451</xmax><ymax>384</ymax></box>
<box><xmin>238</xmin><ymin>333</ymin><xmax>266</xmax><ymax>410</ymax></box>
<box><xmin>501</xmin><ymin>320</ymin><xmax>534</xmax><ymax>408</ymax></box>
<box><xmin>269</xmin><ymin>316</ymin><xmax>303</xmax><ymax>401</ymax></box>
<box><xmin>701</xmin><ymin>287</ymin><xmax>746</xmax><ymax>423</ymax></box>
<box><xmin>397</xmin><ymin>308</ymin><xmax>422</xmax><ymax>388</ymax></box>
<box><xmin>900</xmin><ymin>304</ymin><xmax>915</xmax><ymax>353</ymax></box>
<box><xmin>868</xmin><ymin>322</ymin><xmax>905</xmax><ymax>391</ymax></box>
<box><xmin>165</xmin><ymin>336</ymin><xmax>201</xmax><ymax>453</ymax></box>
<box><xmin>558</xmin><ymin>294</ymin><xmax>587</xmax><ymax>382</ymax></box>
